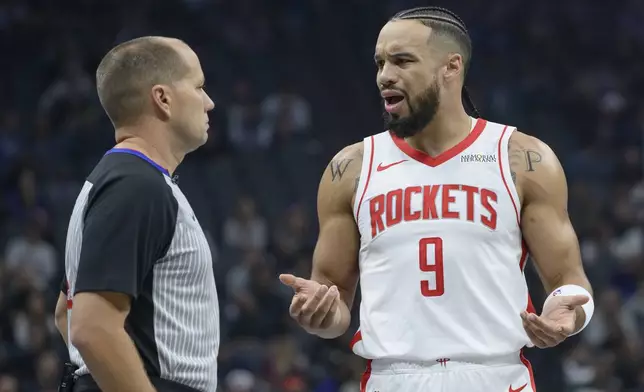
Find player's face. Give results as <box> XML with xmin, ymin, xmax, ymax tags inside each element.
<box><xmin>169</xmin><ymin>45</ymin><xmax>215</xmax><ymax>152</ymax></box>
<box><xmin>375</xmin><ymin>20</ymin><xmax>442</xmax><ymax>138</ymax></box>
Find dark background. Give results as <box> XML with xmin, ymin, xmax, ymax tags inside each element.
<box><xmin>0</xmin><ymin>0</ymin><xmax>642</xmax><ymax>391</ymax></box>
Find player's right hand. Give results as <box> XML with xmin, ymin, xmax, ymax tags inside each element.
<box><xmin>279</xmin><ymin>274</ymin><xmax>341</xmax><ymax>331</ymax></box>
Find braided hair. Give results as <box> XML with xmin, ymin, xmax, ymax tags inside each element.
<box><xmin>390</xmin><ymin>7</ymin><xmax>480</xmax><ymax>117</ymax></box>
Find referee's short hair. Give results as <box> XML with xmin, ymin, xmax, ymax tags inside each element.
<box><xmin>96</xmin><ymin>36</ymin><xmax>190</xmax><ymax>127</ymax></box>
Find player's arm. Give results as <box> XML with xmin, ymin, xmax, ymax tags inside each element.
<box><xmin>281</xmin><ymin>143</ymin><xmax>363</xmax><ymax>339</ymax></box>
<box><xmin>308</xmin><ymin>142</ymin><xmax>363</xmax><ymax>338</ymax></box>
<box><xmin>511</xmin><ymin>131</ymin><xmax>593</xmax><ymax>333</ymax></box>
<box><xmin>69</xmin><ymin>174</ymin><xmax>176</xmax><ymax>392</ymax></box>
<box><xmin>54</xmin><ymin>280</ymin><xmax>69</xmax><ymax>346</ymax></box>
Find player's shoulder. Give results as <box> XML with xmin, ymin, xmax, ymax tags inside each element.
<box><xmin>319</xmin><ymin>141</ymin><xmax>364</xmax><ymax>207</ymax></box>
<box><xmin>508</xmin><ymin>130</ymin><xmax>552</xmax><ymax>153</ymax></box>
<box><xmin>508</xmin><ymin>130</ymin><xmax>560</xmax><ymax>171</ymax></box>
<box><xmin>331</xmin><ymin>141</ymin><xmax>364</xmax><ymax>162</ymax></box>
<box><xmin>324</xmin><ymin>141</ymin><xmax>364</xmax><ymax>181</ymax></box>
<box><xmin>508</xmin><ymin>130</ymin><xmax>565</xmax><ymax>202</ymax></box>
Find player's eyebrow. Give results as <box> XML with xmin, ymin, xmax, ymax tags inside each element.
<box><xmin>374</xmin><ymin>51</ymin><xmax>418</xmax><ymax>62</ymax></box>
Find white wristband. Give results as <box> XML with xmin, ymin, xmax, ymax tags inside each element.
<box><xmin>544</xmin><ymin>284</ymin><xmax>594</xmax><ymax>335</ymax></box>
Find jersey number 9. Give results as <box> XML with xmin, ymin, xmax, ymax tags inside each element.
<box><xmin>419</xmin><ymin>237</ymin><xmax>445</xmax><ymax>297</ymax></box>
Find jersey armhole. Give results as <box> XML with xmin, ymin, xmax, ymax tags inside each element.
<box><xmin>497</xmin><ymin>126</ymin><xmax>522</xmax><ymax>225</ymax></box>
<box><xmin>353</xmin><ymin>135</ymin><xmax>375</xmax><ymax>223</ymax></box>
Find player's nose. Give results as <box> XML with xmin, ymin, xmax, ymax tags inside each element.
<box><xmin>377</xmin><ymin>63</ymin><xmax>399</xmax><ymax>89</ymax></box>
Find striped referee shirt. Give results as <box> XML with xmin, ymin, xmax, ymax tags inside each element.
<box><xmin>62</xmin><ymin>148</ymin><xmax>219</xmax><ymax>392</ymax></box>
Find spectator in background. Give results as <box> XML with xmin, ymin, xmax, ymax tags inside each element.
<box><xmin>226</xmin><ymin>79</ymin><xmax>266</xmax><ymax>150</ymax></box>
<box><xmin>11</xmin><ymin>291</ymin><xmax>56</xmax><ymax>356</ymax></box>
<box><xmin>273</xmin><ymin>203</ymin><xmax>313</xmax><ymax>269</ymax></box>
<box><xmin>36</xmin><ymin>58</ymin><xmax>93</xmax><ymax>130</ymax></box>
<box><xmin>258</xmin><ymin>81</ymin><xmax>312</xmax><ymax>147</ymax></box>
<box><xmin>0</xmin><ymin>375</ymin><xmax>18</xmax><ymax>392</ymax></box>
<box><xmin>227</xmin><ymin>259</ymin><xmax>288</xmax><ymax>341</ymax></box>
<box><xmin>4</xmin><ymin>212</ymin><xmax>56</xmax><ymax>291</ymax></box>
<box><xmin>31</xmin><ymin>351</ymin><xmax>60</xmax><ymax>392</ymax></box>
<box><xmin>223</xmin><ymin>369</ymin><xmax>256</xmax><ymax>392</ymax></box>
<box><xmin>0</xmin><ymin>111</ymin><xmax>23</xmax><ymax>176</ymax></box>
<box><xmin>562</xmin><ymin>343</ymin><xmax>597</xmax><ymax>391</ymax></box>
<box><xmin>224</xmin><ymin>196</ymin><xmax>268</xmax><ymax>251</ymax></box>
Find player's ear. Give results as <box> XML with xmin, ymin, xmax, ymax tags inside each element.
<box><xmin>443</xmin><ymin>53</ymin><xmax>463</xmax><ymax>82</ymax></box>
<box><xmin>151</xmin><ymin>85</ymin><xmax>172</xmax><ymax>119</ymax></box>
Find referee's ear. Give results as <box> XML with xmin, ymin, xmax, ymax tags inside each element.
<box><xmin>151</xmin><ymin>84</ymin><xmax>173</xmax><ymax>119</ymax></box>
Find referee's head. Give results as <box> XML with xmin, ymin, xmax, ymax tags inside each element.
<box><xmin>96</xmin><ymin>36</ymin><xmax>215</xmax><ymax>152</ymax></box>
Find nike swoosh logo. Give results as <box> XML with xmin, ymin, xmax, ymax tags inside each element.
<box><xmin>377</xmin><ymin>159</ymin><xmax>408</xmax><ymax>172</ymax></box>
<box><xmin>509</xmin><ymin>383</ymin><xmax>527</xmax><ymax>392</ymax></box>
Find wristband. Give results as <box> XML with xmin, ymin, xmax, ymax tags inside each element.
<box><xmin>545</xmin><ymin>284</ymin><xmax>594</xmax><ymax>335</ymax></box>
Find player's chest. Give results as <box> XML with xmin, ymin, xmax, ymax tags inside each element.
<box><xmin>360</xmin><ymin>170</ymin><xmax>510</xmax><ymax>240</ymax></box>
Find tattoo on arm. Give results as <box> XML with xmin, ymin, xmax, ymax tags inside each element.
<box><xmin>329</xmin><ymin>159</ymin><xmax>353</xmax><ymax>182</ymax></box>
<box><xmin>508</xmin><ymin>139</ymin><xmax>543</xmax><ymax>184</ymax></box>
<box><xmin>353</xmin><ymin>176</ymin><xmax>360</xmax><ymax>195</ymax></box>
<box><xmin>525</xmin><ymin>150</ymin><xmax>542</xmax><ymax>171</ymax></box>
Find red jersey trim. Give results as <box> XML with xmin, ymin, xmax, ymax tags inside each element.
<box><xmin>519</xmin><ymin>240</ymin><xmax>529</xmax><ymax>271</ymax></box>
<box><xmin>355</xmin><ymin>136</ymin><xmax>375</xmax><ymax>222</ymax></box>
<box><xmin>350</xmin><ymin>330</ymin><xmax>362</xmax><ymax>349</ymax></box>
<box><xmin>520</xmin><ymin>240</ymin><xmax>536</xmax><ymax>314</ymax></box>
<box><xmin>360</xmin><ymin>360</ymin><xmax>372</xmax><ymax>392</ymax></box>
<box><xmin>520</xmin><ymin>350</ymin><xmax>537</xmax><ymax>391</ymax></box>
<box><xmin>390</xmin><ymin>118</ymin><xmax>487</xmax><ymax>168</ymax></box>
<box><xmin>497</xmin><ymin>125</ymin><xmax>521</xmax><ymax>225</ymax></box>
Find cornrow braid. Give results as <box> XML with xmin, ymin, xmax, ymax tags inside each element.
<box><xmin>390</xmin><ymin>7</ymin><xmax>480</xmax><ymax>118</ymax></box>
<box><xmin>393</xmin><ymin>6</ymin><xmax>468</xmax><ymax>34</ymax></box>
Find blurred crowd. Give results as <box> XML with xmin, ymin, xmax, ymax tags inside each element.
<box><xmin>0</xmin><ymin>0</ymin><xmax>643</xmax><ymax>391</ymax></box>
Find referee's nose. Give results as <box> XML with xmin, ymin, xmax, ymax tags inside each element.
<box><xmin>203</xmin><ymin>90</ymin><xmax>215</xmax><ymax>112</ymax></box>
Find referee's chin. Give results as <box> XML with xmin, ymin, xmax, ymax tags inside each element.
<box><xmin>184</xmin><ymin>131</ymin><xmax>209</xmax><ymax>153</ymax></box>
<box><xmin>199</xmin><ymin>130</ymin><xmax>209</xmax><ymax>146</ymax></box>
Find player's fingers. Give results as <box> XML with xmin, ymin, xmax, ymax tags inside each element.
<box><xmin>319</xmin><ymin>294</ymin><xmax>343</xmax><ymax>329</ymax></box>
<box><xmin>289</xmin><ymin>294</ymin><xmax>306</xmax><ymax>317</ymax></box>
<box><xmin>309</xmin><ymin>286</ymin><xmax>339</xmax><ymax>328</ymax></box>
<box><xmin>527</xmin><ymin>313</ymin><xmax>568</xmax><ymax>339</ymax></box>
<box><xmin>521</xmin><ymin>313</ymin><xmax>558</xmax><ymax>346</ymax></box>
<box><xmin>318</xmin><ymin>305</ymin><xmax>336</xmax><ymax>330</ymax></box>
<box><xmin>562</xmin><ymin>294</ymin><xmax>590</xmax><ymax>308</ymax></box>
<box><xmin>525</xmin><ymin>328</ymin><xmax>549</xmax><ymax>348</ymax></box>
<box><xmin>523</xmin><ymin>317</ymin><xmax>560</xmax><ymax>346</ymax></box>
<box><xmin>522</xmin><ymin>318</ymin><xmax>549</xmax><ymax>348</ymax></box>
<box><xmin>279</xmin><ymin>274</ymin><xmax>303</xmax><ymax>290</ymax></box>
<box><xmin>300</xmin><ymin>285</ymin><xmax>328</xmax><ymax>318</ymax></box>
<box><xmin>528</xmin><ymin>326</ymin><xmax>559</xmax><ymax>347</ymax></box>
<box><xmin>558</xmin><ymin>322</ymin><xmax>576</xmax><ymax>336</ymax></box>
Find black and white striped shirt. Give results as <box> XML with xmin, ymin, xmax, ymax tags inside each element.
<box><xmin>62</xmin><ymin>148</ymin><xmax>219</xmax><ymax>392</ymax></box>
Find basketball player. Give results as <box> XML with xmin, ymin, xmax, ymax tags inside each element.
<box><xmin>280</xmin><ymin>7</ymin><xmax>593</xmax><ymax>392</ymax></box>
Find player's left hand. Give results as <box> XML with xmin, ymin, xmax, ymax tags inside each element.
<box><xmin>520</xmin><ymin>294</ymin><xmax>589</xmax><ymax>348</ymax></box>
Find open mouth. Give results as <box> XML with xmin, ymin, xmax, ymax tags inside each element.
<box><xmin>383</xmin><ymin>93</ymin><xmax>405</xmax><ymax>113</ymax></box>
<box><xmin>384</xmin><ymin>96</ymin><xmax>404</xmax><ymax>105</ymax></box>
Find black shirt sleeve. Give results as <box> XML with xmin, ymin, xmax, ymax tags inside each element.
<box><xmin>61</xmin><ymin>278</ymin><xmax>68</xmax><ymax>294</ymax></box>
<box><xmin>74</xmin><ymin>173</ymin><xmax>178</xmax><ymax>298</ymax></box>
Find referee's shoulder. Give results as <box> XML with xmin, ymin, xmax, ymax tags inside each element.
<box><xmin>87</xmin><ymin>152</ymin><xmax>174</xmax><ymax>202</ymax></box>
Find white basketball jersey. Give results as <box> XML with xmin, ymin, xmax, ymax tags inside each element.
<box><xmin>351</xmin><ymin>118</ymin><xmax>534</xmax><ymax>362</ymax></box>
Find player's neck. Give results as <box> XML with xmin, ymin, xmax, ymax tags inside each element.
<box><xmin>405</xmin><ymin>108</ymin><xmax>472</xmax><ymax>157</ymax></box>
<box><xmin>114</xmin><ymin>123</ymin><xmax>184</xmax><ymax>176</ymax></box>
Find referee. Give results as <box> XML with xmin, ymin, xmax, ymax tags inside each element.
<box><xmin>53</xmin><ymin>36</ymin><xmax>219</xmax><ymax>392</ymax></box>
